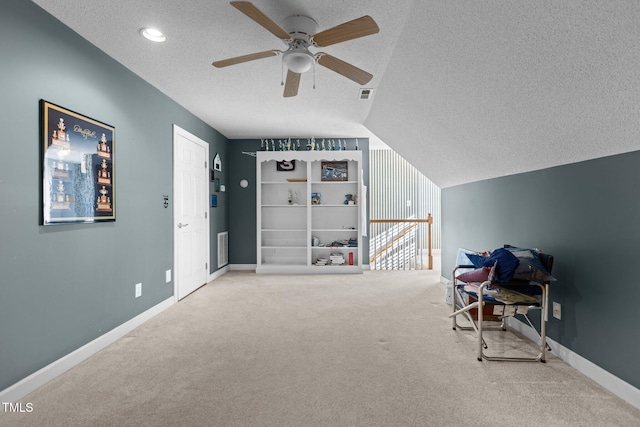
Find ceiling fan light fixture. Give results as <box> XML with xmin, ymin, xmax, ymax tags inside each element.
<box><xmin>140</xmin><ymin>28</ymin><xmax>166</xmax><ymax>42</ymax></box>
<box><xmin>283</xmin><ymin>50</ymin><xmax>314</xmax><ymax>73</ymax></box>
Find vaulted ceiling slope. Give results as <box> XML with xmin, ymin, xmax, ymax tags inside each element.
<box><xmin>32</xmin><ymin>1</ymin><xmax>640</xmax><ymax>188</ymax></box>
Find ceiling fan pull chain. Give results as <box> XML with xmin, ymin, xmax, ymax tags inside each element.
<box><xmin>313</xmin><ymin>60</ymin><xmax>316</xmax><ymax>90</ymax></box>
<box><xmin>281</xmin><ymin>56</ymin><xmax>285</xmax><ymax>86</ymax></box>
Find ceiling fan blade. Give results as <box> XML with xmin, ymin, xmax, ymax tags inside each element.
<box><xmin>212</xmin><ymin>50</ymin><xmax>277</xmax><ymax>68</ymax></box>
<box><xmin>317</xmin><ymin>53</ymin><xmax>373</xmax><ymax>85</ymax></box>
<box><xmin>283</xmin><ymin>69</ymin><xmax>301</xmax><ymax>97</ymax></box>
<box><xmin>230</xmin><ymin>1</ymin><xmax>291</xmax><ymax>40</ymax></box>
<box><xmin>312</xmin><ymin>16</ymin><xmax>379</xmax><ymax>47</ymax></box>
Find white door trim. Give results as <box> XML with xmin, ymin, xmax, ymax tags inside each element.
<box><xmin>173</xmin><ymin>124</ymin><xmax>210</xmax><ymax>302</ymax></box>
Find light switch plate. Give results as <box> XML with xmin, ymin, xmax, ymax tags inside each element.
<box><xmin>135</xmin><ymin>283</ymin><xmax>142</xmax><ymax>298</ymax></box>
<box><xmin>165</xmin><ymin>269</ymin><xmax>171</xmax><ymax>283</ymax></box>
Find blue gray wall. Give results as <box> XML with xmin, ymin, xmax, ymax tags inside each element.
<box><xmin>228</xmin><ymin>139</ymin><xmax>370</xmax><ymax>265</ymax></box>
<box><xmin>0</xmin><ymin>0</ymin><xmax>228</xmax><ymax>392</ymax></box>
<box><xmin>442</xmin><ymin>150</ymin><xmax>640</xmax><ymax>389</ymax></box>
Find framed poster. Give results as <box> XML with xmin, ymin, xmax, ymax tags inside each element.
<box><xmin>321</xmin><ymin>161</ymin><xmax>348</xmax><ymax>181</ymax></box>
<box><xmin>40</xmin><ymin>100</ymin><xmax>115</xmax><ymax>225</ymax></box>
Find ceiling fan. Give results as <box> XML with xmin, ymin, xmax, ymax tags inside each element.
<box><xmin>212</xmin><ymin>1</ymin><xmax>379</xmax><ymax>97</ymax></box>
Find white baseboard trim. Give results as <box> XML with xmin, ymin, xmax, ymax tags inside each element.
<box><xmin>0</xmin><ymin>296</ymin><xmax>175</xmax><ymax>404</ymax></box>
<box><xmin>230</xmin><ymin>264</ymin><xmax>257</xmax><ymax>271</ymax></box>
<box><xmin>208</xmin><ymin>265</ymin><xmax>230</xmax><ymax>283</ymax></box>
<box><xmin>230</xmin><ymin>264</ymin><xmax>371</xmax><ymax>272</ymax></box>
<box><xmin>508</xmin><ymin>318</ymin><xmax>640</xmax><ymax>410</ymax></box>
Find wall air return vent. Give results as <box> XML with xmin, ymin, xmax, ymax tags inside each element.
<box><xmin>218</xmin><ymin>231</ymin><xmax>229</xmax><ymax>268</ymax></box>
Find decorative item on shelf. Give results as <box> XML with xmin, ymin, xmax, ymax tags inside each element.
<box><xmin>312</xmin><ymin>236</ymin><xmax>320</xmax><ymax>247</ymax></box>
<box><xmin>321</xmin><ymin>161</ymin><xmax>348</xmax><ymax>181</ymax></box>
<box><xmin>344</xmin><ymin>194</ymin><xmax>354</xmax><ymax>205</ymax></box>
<box><xmin>287</xmin><ymin>189</ymin><xmax>299</xmax><ymax>205</ymax></box>
<box><xmin>277</xmin><ymin>160</ymin><xmax>295</xmax><ymax>171</ymax></box>
<box><xmin>349</xmin><ymin>252</ymin><xmax>354</xmax><ymax>265</ymax></box>
<box><xmin>311</xmin><ymin>192</ymin><xmax>321</xmax><ymax>205</ymax></box>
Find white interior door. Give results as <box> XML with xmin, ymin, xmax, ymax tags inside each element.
<box><xmin>173</xmin><ymin>125</ymin><xmax>209</xmax><ymax>300</ymax></box>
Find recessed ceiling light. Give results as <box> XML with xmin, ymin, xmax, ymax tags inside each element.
<box><xmin>140</xmin><ymin>28</ymin><xmax>166</xmax><ymax>42</ymax></box>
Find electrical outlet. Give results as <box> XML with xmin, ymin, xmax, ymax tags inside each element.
<box><xmin>552</xmin><ymin>301</ymin><xmax>561</xmax><ymax>320</ymax></box>
<box><xmin>135</xmin><ymin>283</ymin><xmax>142</xmax><ymax>298</ymax></box>
<box><xmin>165</xmin><ymin>269</ymin><xmax>171</xmax><ymax>283</ymax></box>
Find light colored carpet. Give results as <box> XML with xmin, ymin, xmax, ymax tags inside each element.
<box><xmin>2</xmin><ymin>269</ymin><xmax>639</xmax><ymax>426</ymax></box>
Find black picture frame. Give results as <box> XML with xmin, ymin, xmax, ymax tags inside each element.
<box><xmin>40</xmin><ymin>100</ymin><xmax>115</xmax><ymax>225</ymax></box>
<box><xmin>321</xmin><ymin>161</ymin><xmax>348</xmax><ymax>181</ymax></box>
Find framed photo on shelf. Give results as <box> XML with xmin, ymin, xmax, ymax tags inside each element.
<box><xmin>321</xmin><ymin>161</ymin><xmax>348</xmax><ymax>181</ymax></box>
<box><xmin>40</xmin><ymin>100</ymin><xmax>115</xmax><ymax>225</ymax></box>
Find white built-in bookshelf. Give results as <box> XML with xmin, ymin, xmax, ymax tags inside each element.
<box><xmin>256</xmin><ymin>150</ymin><xmax>363</xmax><ymax>274</ymax></box>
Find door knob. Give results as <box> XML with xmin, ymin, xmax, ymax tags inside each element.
<box><xmin>177</xmin><ymin>223</ymin><xmax>189</xmax><ymax>228</ymax></box>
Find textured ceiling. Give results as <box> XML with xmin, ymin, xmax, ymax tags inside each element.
<box><xmin>32</xmin><ymin>0</ymin><xmax>640</xmax><ymax>188</ymax></box>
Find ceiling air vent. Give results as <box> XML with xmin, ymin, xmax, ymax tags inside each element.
<box><xmin>359</xmin><ymin>88</ymin><xmax>373</xmax><ymax>100</ymax></box>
